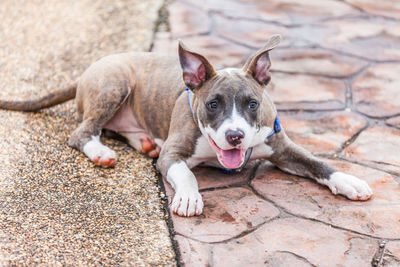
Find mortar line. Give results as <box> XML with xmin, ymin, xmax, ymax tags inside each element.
<box><xmin>314</xmin><ymin>44</ymin><xmax>400</xmax><ymax>63</ymax></box>
<box><xmin>336</xmin><ymin>157</ymin><xmax>400</xmax><ymax>178</ymax></box>
<box><xmin>275</xmin><ymin>250</ymin><xmax>318</xmax><ymax>267</ymax></box>
<box><xmin>153</xmin><ymin>160</ymin><xmax>182</xmax><ymax>267</ymax></box>
<box><xmin>248</xmin><ymin>181</ymin><xmax>400</xmax><ymax>241</ymax></box>
<box><xmin>175</xmin><ymin>214</ymin><xmax>283</xmax><ymax>245</ymax></box>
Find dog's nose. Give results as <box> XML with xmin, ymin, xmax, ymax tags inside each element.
<box><xmin>225</xmin><ymin>129</ymin><xmax>245</xmax><ymax>146</ymax></box>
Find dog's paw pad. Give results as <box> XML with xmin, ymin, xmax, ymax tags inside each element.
<box><xmin>100</xmin><ymin>158</ymin><xmax>116</xmax><ymax>167</ymax></box>
<box><xmin>141</xmin><ymin>138</ymin><xmax>155</xmax><ymax>154</ymax></box>
<box><xmin>171</xmin><ymin>190</ymin><xmax>203</xmax><ymax>217</ymax></box>
<box><xmin>324</xmin><ymin>172</ymin><xmax>373</xmax><ymax>201</ymax></box>
<box><xmin>92</xmin><ymin>154</ymin><xmax>116</xmax><ymax>168</ymax></box>
<box><xmin>140</xmin><ymin>138</ymin><xmax>161</xmax><ymax>158</ymax></box>
<box><xmin>93</xmin><ymin>156</ymin><xmax>101</xmax><ymax>164</ymax></box>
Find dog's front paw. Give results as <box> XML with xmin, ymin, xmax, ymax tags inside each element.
<box><xmin>171</xmin><ymin>189</ymin><xmax>203</xmax><ymax>217</ymax></box>
<box><xmin>322</xmin><ymin>172</ymin><xmax>373</xmax><ymax>201</ymax></box>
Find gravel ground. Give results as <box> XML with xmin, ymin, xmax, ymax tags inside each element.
<box><xmin>0</xmin><ymin>0</ymin><xmax>176</xmax><ymax>265</ymax></box>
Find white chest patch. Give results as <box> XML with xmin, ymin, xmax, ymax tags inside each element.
<box><xmin>186</xmin><ymin>135</ymin><xmax>216</xmax><ymax>169</ymax></box>
<box><xmin>251</xmin><ymin>143</ymin><xmax>274</xmax><ymax>159</ymax></box>
<box><xmin>200</xmin><ymin>104</ymin><xmax>260</xmax><ymax>151</ymax></box>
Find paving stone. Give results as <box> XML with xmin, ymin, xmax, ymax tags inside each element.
<box><xmin>345</xmin><ymin>0</ymin><xmax>400</xmax><ymax>20</ymax></box>
<box><xmin>252</xmin><ymin>160</ymin><xmax>400</xmax><ymax>239</ymax></box>
<box><xmin>342</xmin><ymin>126</ymin><xmax>400</xmax><ymax>174</ymax></box>
<box><xmin>352</xmin><ymin>64</ymin><xmax>400</xmax><ymax>118</ymax></box>
<box><xmin>182</xmin><ymin>0</ymin><xmax>288</xmax><ymax>23</ymax></box>
<box><xmin>166</xmin><ymin>187</ymin><xmax>280</xmax><ymax>243</ymax></box>
<box><xmin>168</xmin><ymin>1</ymin><xmax>210</xmax><ymax>38</ymax></box>
<box><xmin>305</xmin><ymin>18</ymin><xmax>400</xmax><ymax>61</ymax></box>
<box><xmin>386</xmin><ymin>116</ymin><xmax>400</xmax><ymax>129</ymax></box>
<box><xmin>254</xmin><ymin>0</ymin><xmax>360</xmax><ymax>24</ymax></box>
<box><xmin>186</xmin><ymin>0</ymin><xmax>360</xmax><ymax>26</ymax></box>
<box><xmin>279</xmin><ymin>111</ymin><xmax>367</xmax><ymax>155</ymax></box>
<box><xmin>212</xmin><ymin>217</ymin><xmax>377</xmax><ymax>267</ymax></box>
<box><xmin>158</xmin><ymin>1</ymin><xmax>400</xmax><ymax>265</ymax></box>
<box><xmin>267</xmin><ymin>72</ymin><xmax>346</xmax><ymax>110</ymax></box>
<box><xmin>151</xmin><ymin>31</ymin><xmax>176</xmax><ymax>54</ymax></box>
<box><xmin>174</xmin><ymin>235</ymin><xmax>211</xmax><ymax>267</ymax></box>
<box><xmin>383</xmin><ymin>242</ymin><xmax>400</xmax><ymax>266</ymax></box>
<box><xmin>214</xmin><ymin>15</ymin><xmax>293</xmax><ymax>49</ymax></box>
<box><xmin>152</xmin><ymin>33</ymin><xmax>251</xmax><ymax>69</ymax></box>
<box><xmin>196</xmin><ymin>163</ymin><xmax>257</xmax><ymax>190</ymax></box>
<box><xmin>271</xmin><ymin>47</ymin><xmax>367</xmax><ymax>78</ymax></box>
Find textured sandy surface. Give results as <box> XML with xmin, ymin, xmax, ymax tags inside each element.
<box><xmin>0</xmin><ymin>0</ymin><xmax>176</xmax><ymax>265</ymax></box>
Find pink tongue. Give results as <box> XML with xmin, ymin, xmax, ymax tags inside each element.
<box><xmin>221</xmin><ymin>149</ymin><xmax>243</xmax><ymax>169</ymax></box>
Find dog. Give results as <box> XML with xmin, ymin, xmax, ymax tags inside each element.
<box><xmin>0</xmin><ymin>34</ymin><xmax>373</xmax><ymax>216</ymax></box>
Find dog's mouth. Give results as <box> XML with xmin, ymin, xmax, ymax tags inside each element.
<box><xmin>208</xmin><ymin>136</ymin><xmax>246</xmax><ymax>169</ymax></box>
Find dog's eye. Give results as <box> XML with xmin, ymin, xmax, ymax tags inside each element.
<box><xmin>207</xmin><ymin>101</ymin><xmax>218</xmax><ymax>110</ymax></box>
<box><xmin>249</xmin><ymin>100</ymin><xmax>259</xmax><ymax>110</ymax></box>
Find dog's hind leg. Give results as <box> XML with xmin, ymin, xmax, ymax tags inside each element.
<box><xmin>68</xmin><ymin>84</ymin><xmax>131</xmax><ymax>167</ymax></box>
<box><xmin>120</xmin><ymin>132</ymin><xmax>161</xmax><ymax>158</ymax></box>
<box><xmin>102</xmin><ymin>98</ymin><xmax>162</xmax><ymax>158</ymax></box>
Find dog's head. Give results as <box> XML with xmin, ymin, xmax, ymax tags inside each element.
<box><xmin>179</xmin><ymin>35</ymin><xmax>281</xmax><ymax>169</ymax></box>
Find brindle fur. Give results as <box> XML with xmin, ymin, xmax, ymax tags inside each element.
<box><xmin>0</xmin><ymin>35</ymin><xmax>373</xmax><ymax>216</ymax></box>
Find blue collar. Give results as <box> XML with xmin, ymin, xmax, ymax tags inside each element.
<box><xmin>266</xmin><ymin>115</ymin><xmax>281</xmax><ymax>139</ymax></box>
<box><xmin>185</xmin><ymin>88</ymin><xmax>281</xmax><ymax>172</ymax></box>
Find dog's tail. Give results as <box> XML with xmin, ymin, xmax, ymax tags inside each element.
<box><xmin>0</xmin><ymin>82</ymin><xmax>77</xmax><ymax>112</ymax></box>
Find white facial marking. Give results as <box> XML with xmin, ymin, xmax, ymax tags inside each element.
<box><xmin>203</xmin><ymin>104</ymin><xmax>258</xmax><ymax>150</ymax></box>
<box><xmin>250</xmin><ymin>126</ymin><xmax>274</xmax><ymax>147</ymax></box>
<box><xmin>83</xmin><ymin>135</ymin><xmax>116</xmax><ymax>161</ymax></box>
<box><xmin>319</xmin><ymin>172</ymin><xmax>373</xmax><ymax>200</ymax></box>
<box><xmin>167</xmin><ymin>162</ymin><xmax>203</xmax><ymax>216</ymax></box>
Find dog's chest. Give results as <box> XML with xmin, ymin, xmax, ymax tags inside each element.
<box><xmin>186</xmin><ymin>136</ymin><xmax>218</xmax><ymax>168</ymax></box>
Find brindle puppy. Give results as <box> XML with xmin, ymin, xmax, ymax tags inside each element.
<box><xmin>0</xmin><ymin>35</ymin><xmax>373</xmax><ymax>216</ymax></box>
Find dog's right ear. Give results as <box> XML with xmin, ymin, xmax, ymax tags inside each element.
<box><xmin>178</xmin><ymin>41</ymin><xmax>216</xmax><ymax>90</ymax></box>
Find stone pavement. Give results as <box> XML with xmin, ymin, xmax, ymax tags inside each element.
<box><xmin>152</xmin><ymin>0</ymin><xmax>400</xmax><ymax>266</ymax></box>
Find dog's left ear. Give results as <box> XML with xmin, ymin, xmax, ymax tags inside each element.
<box><xmin>178</xmin><ymin>41</ymin><xmax>216</xmax><ymax>90</ymax></box>
<box><xmin>242</xmin><ymin>34</ymin><xmax>281</xmax><ymax>85</ymax></box>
